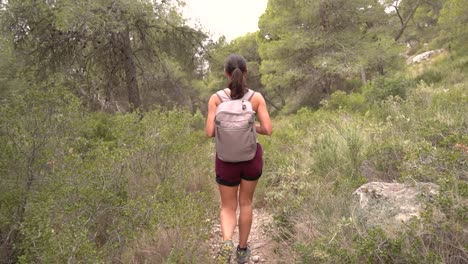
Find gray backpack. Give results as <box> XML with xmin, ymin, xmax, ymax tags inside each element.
<box><xmin>215</xmin><ymin>89</ymin><xmax>257</xmax><ymax>162</ymax></box>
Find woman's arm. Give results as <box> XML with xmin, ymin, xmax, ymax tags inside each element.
<box><xmin>255</xmin><ymin>94</ymin><xmax>272</xmax><ymax>136</ymax></box>
<box><xmin>205</xmin><ymin>94</ymin><xmax>218</xmax><ymax>137</ymax></box>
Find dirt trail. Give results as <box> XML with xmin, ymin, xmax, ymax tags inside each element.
<box><xmin>210</xmin><ymin>208</ymin><xmax>277</xmax><ymax>263</ymax></box>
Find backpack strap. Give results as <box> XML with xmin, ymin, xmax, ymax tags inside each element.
<box><xmin>242</xmin><ymin>89</ymin><xmax>255</xmax><ymax>101</ymax></box>
<box><xmin>216</xmin><ymin>88</ymin><xmax>255</xmax><ymax>102</ymax></box>
<box><xmin>216</xmin><ymin>89</ymin><xmax>231</xmax><ymax>102</ymax></box>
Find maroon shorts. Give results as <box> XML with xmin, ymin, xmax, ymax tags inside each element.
<box><xmin>215</xmin><ymin>143</ymin><xmax>263</xmax><ymax>186</ymax></box>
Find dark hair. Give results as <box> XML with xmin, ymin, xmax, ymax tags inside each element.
<box><xmin>224</xmin><ymin>54</ymin><xmax>248</xmax><ymax>99</ymax></box>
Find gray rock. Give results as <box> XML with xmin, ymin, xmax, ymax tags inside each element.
<box><xmin>352</xmin><ymin>182</ymin><xmax>440</xmax><ymax>230</ymax></box>
<box><xmin>408</xmin><ymin>49</ymin><xmax>444</xmax><ymax>64</ymax></box>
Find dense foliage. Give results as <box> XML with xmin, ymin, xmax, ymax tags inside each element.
<box><xmin>0</xmin><ymin>0</ymin><xmax>466</xmax><ymax>263</ymax></box>
<box><xmin>1</xmin><ymin>0</ymin><xmax>206</xmax><ymax>112</ymax></box>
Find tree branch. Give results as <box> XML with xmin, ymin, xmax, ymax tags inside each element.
<box><xmin>394</xmin><ymin>0</ymin><xmax>422</xmax><ymax>41</ymax></box>
<box><xmin>393</xmin><ymin>5</ymin><xmax>404</xmax><ymax>26</ymax></box>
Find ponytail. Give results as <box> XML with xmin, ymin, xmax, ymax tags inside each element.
<box><xmin>224</xmin><ymin>54</ymin><xmax>248</xmax><ymax>99</ymax></box>
<box><xmin>229</xmin><ymin>67</ymin><xmax>247</xmax><ymax>99</ymax></box>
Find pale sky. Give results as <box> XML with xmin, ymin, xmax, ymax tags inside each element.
<box><xmin>182</xmin><ymin>0</ymin><xmax>268</xmax><ymax>42</ymax></box>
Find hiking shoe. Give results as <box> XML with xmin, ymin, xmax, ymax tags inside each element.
<box><xmin>236</xmin><ymin>246</ymin><xmax>251</xmax><ymax>264</ymax></box>
<box><xmin>216</xmin><ymin>240</ymin><xmax>234</xmax><ymax>263</ymax></box>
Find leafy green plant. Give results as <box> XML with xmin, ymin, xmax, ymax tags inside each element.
<box><xmin>415</xmin><ymin>70</ymin><xmax>443</xmax><ymax>84</ymax></box>
<box><xmin>364</xmin><ymin>142</ymin><xmax>405</xmax><ymax>182</ymax></box>
<box><xmin>364</xmin><ymin>75</ymin><xmax>414</xmax><ymax>103</ymax></box>
<box><xmin>321</xmin><ymin>91</ymin><xmax>367</xmax><ymax>112</ymax></box>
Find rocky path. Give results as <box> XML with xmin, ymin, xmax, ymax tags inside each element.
<box><xmin>210</xmin><ymin>208</ymin><xmax>276</xmax><ymax>263</ymax></box>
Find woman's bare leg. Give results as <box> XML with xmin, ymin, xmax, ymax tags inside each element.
<box><xmin>218</xmin><ymin>184</ymin><xmax>239</xmax><ymax>241</ymax></box>
<box><xmin>238</xmin><ymin>179</ymin><xmax>258</xmax><ymax>248</ymax></box>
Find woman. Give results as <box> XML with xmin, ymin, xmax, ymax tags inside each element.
<box><xmin>205</xmin><ymin>54</ymin><xmax>272</xmax><ymax>263</ymax></box>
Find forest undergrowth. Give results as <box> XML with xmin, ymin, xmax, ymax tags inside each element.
<box><xmin>1</xmin><ymin>0</ymin><xmax>467</xmax><ymax>262</ymax></box>
<box><xmin>254</xmin><ymin>51</ymin><xmax>467</xmax><ymax>263</ymax></box>
<box><xmin>1</xmin><ymin>49</ymin><xmax>466</xmax><ymax>264</ymax></box>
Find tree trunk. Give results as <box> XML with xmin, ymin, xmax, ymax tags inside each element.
<box><xmin>377</xmin><ymin>59</ymin><xmax>385</xmax><ymax>75</ymax></box>
<box><xmin>120</xmin><ymin>29</ymin><xmax>141</xmax><ymax>111</ymax></box>
<box><xmin>394</xmin><ymin>0</ymin><xmax>422</xmax><ymax>42</ymax></box>
<box><xmin>360</xmin><ymin>66</ymin><xmax>367</xmax><ymax>86</ymax></box>
<box><xmin>7</xmin><ymin>140</ymin><xmax>41</xmax><ymax>263</ymax></box>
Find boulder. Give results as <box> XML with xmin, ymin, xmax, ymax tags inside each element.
<box><xmin>352</xmin><ymin>182</ymin><xmax>440</xmax><ymax>231</ymax></box>
<box><xmin>407</xmin><ymin>49</ymin><xmax>444</xmax><ymax>64</ymax></box>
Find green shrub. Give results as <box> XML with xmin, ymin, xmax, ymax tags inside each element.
<box><xmin>0</xmin><ymin>90</ymin><xmax>216</xmax><ymax>263</ymax></box>
<box><xmin>403</xmin><ymin>83</ymin><xmax>467</xmax><ymax>149</ymax></box>
<box><xmin>311</xmin><ymin>120</ymin><xmax>366</xmax><ymax>180</ymax></box>
<box><xmin>369</xmin><ymin>94</ymin><xmax>404</xmax><ymax>121</ymax></box>
<box><xmin>301</xmin><ymin>210</ymin><xmax>465</xmax><ymax>264</ymax></box>
<box><xmin>364</xmin><ymin>74</ymin><xmax>414</xmax><ymax>103</ymax></box>
<box><xmin>0</xmin><ymin>86</ymin><xmax>83</xmax><ymax>262</ymax></box>
<box><xmin>415</xmin><ymin>70</ymin><xmax>443</xmax><ymax>84</ymax></box>
<box><xmin>321</xmin><ymin>91</ymin><xmax>367</xmax><ymax>112</ymax></box>
<box><xmin>364</xmin><ymin>142</ymin><xmax>405</xmax><ymax>182</ymax></box>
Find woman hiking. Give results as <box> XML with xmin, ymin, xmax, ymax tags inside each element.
<box><xmin>205</xmin><ymin>54</ymin><xmax>272</xmax><ymax>263</ymax></box>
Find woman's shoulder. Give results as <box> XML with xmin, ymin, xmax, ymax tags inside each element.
<box><xmin>212</xmin><ymin>89</ymin><xmax>230</xmax><ymax>102</ymax></box>
<box><xmin>249</xmin><ymin>89</ymin><xmax>264</xmax><ymax>101</ymax></box>
<box><xmin>209</xmin><ymin>93</ymin><xmax>220</xmax><ymax>101</ymax></box>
